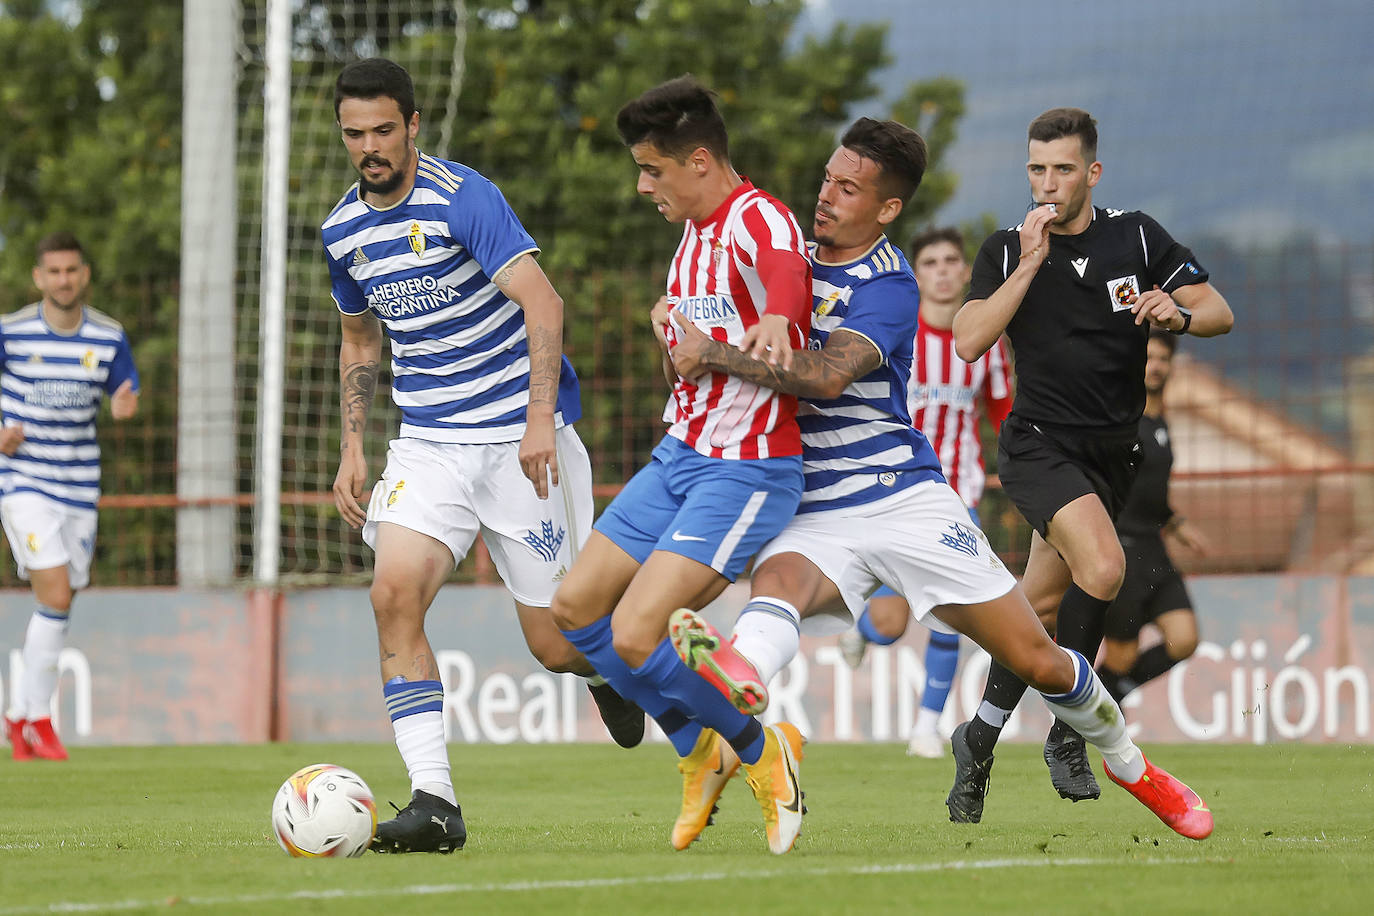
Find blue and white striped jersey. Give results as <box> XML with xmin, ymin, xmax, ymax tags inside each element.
<box><xmin>798</xmin><ymin>237</ymin><xmax>944</xmax><ymax>513</ymax></box>
<box><xmin>322</xmin><ymin>153</ymin><xmax>581</xmax><ymax>444</ymax></box>
<box><xmin>0</xmin><ymin>304</ymin><xmax>139</xmax><ymax>511</ymax></box>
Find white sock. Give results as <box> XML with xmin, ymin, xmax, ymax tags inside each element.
<box><xmin>913</xmin><ymin>707</ymin><xmax>940</xmax><ymax>738</ymax></box>
<box><xmin>1041</xmin><ymin>647</ymin><xmax>1146</xmax><ymax>783</ymax></box>
<box><xmin>391</xmin><ymin>710</ymin><xmax>456</xmax><ymax>805</ymax></box>
<box><xmin>730</xmin><ymin>597</ymin><xmax>801</xmax><ymax>684</ymax></box>
<box><xmin>21</xmin><ymin>609</ymin><xmax>69</xmax><ymax>721</ymax></box>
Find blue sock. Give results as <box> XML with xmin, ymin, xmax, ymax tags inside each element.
<box><xmin>921</xmin><ymin>631</ymin><xmax>960</xmax><ymax>714</ymax></box>
<box><xmin>561</xmin><ymin>617</ymin><xmax>701</xmax><ymax>753</ymax></box>
<box><xmin>634</xmin><ymin>640</ymin><xmax>765</xmax><ymax>764</ymax></box>
<box><xmin>857</xmin><ymin>608</ymin><xmax>900</xmax><ymax>646</ymax></box>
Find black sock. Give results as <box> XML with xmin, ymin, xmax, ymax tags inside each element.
<box><xmin>1054</xmin><ymin>584</ymin><xmax>1112</xmax><ymax>659</ymax></box>
<box><xmin>1128</xmin><ymin>643</ymin><xmax>1180</xmax><ymax>686</ymax></box>
<box><xmin>965</xmin><ymin>659</ymin><xmax>1030</xmax><ymax>759</ymax></box>
<box><xmin>1094</xmin><ymin>664</ymin><xmax>1131</xmax><ymax>703</ymax></box>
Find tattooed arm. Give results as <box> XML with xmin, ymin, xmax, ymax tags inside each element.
<box><xmin>493</xmin><ymin>252</ymin><xmax>565</xmax><ymax>500</ymax></box>
<box><xmin>333</xmin><ymin>310</ymin><xmax>383</xmax><ymax>528</ymax></box>
<box><xmin>669</xmin><ymin>312</ymin><xmax>881</xmax><ymax>401</ymax></box>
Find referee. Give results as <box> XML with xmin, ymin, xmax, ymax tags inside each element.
<box><xmin>944</xmin><ymin>107</ymin><xmax>1233</xmax><ymax>821</ymax></box>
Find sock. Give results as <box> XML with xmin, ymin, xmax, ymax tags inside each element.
<box><xmin>383</xmin><ymin>678</ymin><xmax>456</xmax><ymax>805</ymax></box>
<box><xmin>1128</xmin><ymin>644</ymin><xmax>1180</xmax><ymax>687</ymax></box>
<box><xmin>964</xmin><ymin>659</ymin><xmax>1030</xmax><ymax>759</ymax></box>
<box><xmin>1040</xmin><ymin>647</ymin><xmax>1146</xmax><ymax>782</ymax></box>
<box><xmin>913</xmin><ymin>706</ymin><xmax>941</xmax><ymax>738</ymax></box>
<box><xmin>920</xmin><ymin>631</ymin><xmax>960</xmax><ymax>716</ymax></box>
<box><xmin>1094</xmin><ymin>664</ymin><xmax>1133</xmax><ymax>703</ymax></box>
<box><xmin>21</xmin><ymin>608</ymin><xmax>69</xmax><ymax>721</ymax></box>
<box><xmin>1054</xmin><ymin>584</ymin><xmax>1112</xmax><ymax>659</ymax></box>
<box><xmin>730</xmin><ymin>597</ymin><xmax>801</xmax><ymax>684</ymax></box>
<box><xmin>856</xmin><ymin>608</ymin><xmax>899</xmax><ymax>646</ymax></box>
<box><xmin>634</xmin><ymin>640</ymin><xmax>766</xmax><ymax>765</ymax></box>
<box><xmin>562</xmin><ymin>617</ymin><xmax>701</xmax><ymax>754</ymax></box>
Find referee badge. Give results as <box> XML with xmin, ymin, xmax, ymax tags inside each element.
<box><xmin>408</xmin><ymin>221</ymin><xmax>426</xmax><ymax>258</ymax></box>
<box><xmin>1107</xmin><ymin>275</ymin><xmax>1139</xmax><ymax>312</ymax></box>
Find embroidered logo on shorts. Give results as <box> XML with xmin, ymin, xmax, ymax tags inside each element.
<box><xmin>1106</xmin><ymin>275</ymin><xmax>1139</xmax><ymax>312</ymax></box>
<box><xmin>939</xmin><ymin>522</ymin><xmax>979</xmax><ymax>558</ymax></box>
<box><xmin>25</xmin><ymin>532</ymin><xmax>39</xmax><ymax>554</ymax></box>
<box><xmin>386</xmin><ymin>480</ymin><xmax>406</xmax><ymax>507</ymax></box>
<box><xmin>523</xmin><ymin>520</ymin><xmax>566</xmax><ymax>562</ymax></box>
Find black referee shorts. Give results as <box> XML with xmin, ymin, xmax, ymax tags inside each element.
<box><xmin>1103</xmin><ymin>533</ymin><xmax>1194</xmax><ymax>640</ymax></box>
<box><xmin>996</xmin><ymin>413</ymin><xmax>1140</xmax><ymax>538</ymax></box>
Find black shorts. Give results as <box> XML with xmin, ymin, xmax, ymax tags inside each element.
<box><xmin>996</xmin><ymin>413</ymin><xmax>1141</xmax><ymax>538</ymax></box>
<box><xmin>1103</xmin><ymin>533</ymin><xmax>1193</xmax><ymax>640</ymax></box>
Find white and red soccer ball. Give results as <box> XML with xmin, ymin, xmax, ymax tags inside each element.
<box><xmin>271</xmin><ymin>763</ymin><xmax>377</xmax><ymax>858</ymax></box>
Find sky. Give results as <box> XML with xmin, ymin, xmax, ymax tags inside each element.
<box><xmin>799</xmin><ymin>0</ymin><xmax>1374</xmax><ymax>247</ymax></box>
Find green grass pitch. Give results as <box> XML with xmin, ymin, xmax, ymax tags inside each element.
<box><xmin>0</xmin><ymin>741</ymin><xmax>1369</xmax><ymax>914</ymax></box>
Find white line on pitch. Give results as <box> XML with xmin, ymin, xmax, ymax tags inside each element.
<box><xmin>0</xmin><ymin>856</ymin><xmax>1213</xmax><ymax>914</ymax></box>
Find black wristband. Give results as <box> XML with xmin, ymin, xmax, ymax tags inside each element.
<box><xmin>1170</xmin><ymin>307</ymin><xmax>1192</xmax><ymax>335</ymax></box>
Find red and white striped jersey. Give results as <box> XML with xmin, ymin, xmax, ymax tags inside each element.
<box><xmin>663</xmin><ymin>180</ymin><xmax>811</xmax><ymax>459</ymax></box>
<box><xmin>907</xmin><ymin>317</ymin><xmax>1013</xmax><ymax>506</ymax></box>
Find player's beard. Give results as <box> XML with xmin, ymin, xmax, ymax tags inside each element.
<box><xmin>357</xmin><ymin>151</ymin><xmax>409</xmax><ymax>196</ymax></box>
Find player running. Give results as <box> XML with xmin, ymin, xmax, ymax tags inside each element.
<box><xmin>2</xmin><ymin>232</ymin><xmax>140</xmax><ymax>762</ymax></box>
<box><xmin>551</xmin><ymin>76</ymin><xmax>813</xmax><ymax>855</ymax></box>
<box><xmin>663</xmin><ymin>117</ymin><xmax>1213</xmax><ymax>842</ymax></box>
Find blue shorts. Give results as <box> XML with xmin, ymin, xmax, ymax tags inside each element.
<box><xmin>871</xmin><ymin>503</ymin><xmax>980</xmax><ymax>600</ymax></box>
<box><xmin>595</xmin><ymin>436</ymin><xmax>803</xmax><ymax>581</ymax></box>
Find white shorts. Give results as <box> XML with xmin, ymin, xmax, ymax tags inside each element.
<box><xmin>362</xmin><ymin>425</ymin><xmax>593</xmax><ymax>607</ymax></box>
<box><xmin>756</xmin><ymin>480</ymin><xmax>1018</xmax><ymax>636</ymax></box>
<box><xmin>0</xmin><ymin>491</ymin><xmax>97</xmax><ymax>589</ymax></box>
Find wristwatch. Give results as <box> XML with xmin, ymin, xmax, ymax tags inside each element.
<box><xmin>1170</xmin><ymin>307</ymin><xmax>1192</xmax><ymax>335</ymax></box>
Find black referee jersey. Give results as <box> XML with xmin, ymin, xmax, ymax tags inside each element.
<box><xmin>967</xmin><ymin>206</ymin><xmax>1209</xmax><ymax>430</ymax></box>
<box><xmin>1117</xmin><ymin>413</ymin><xmax>1174</xmax><ymax>537</ymax></box>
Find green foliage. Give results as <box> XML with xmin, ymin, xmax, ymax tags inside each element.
<box><xmin>0</xmin><ymin>0</ymin><xmax>973</xmax><ymax>584</ymax></box>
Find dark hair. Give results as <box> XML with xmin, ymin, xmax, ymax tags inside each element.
<box><xmin>36</xmin><ymin>231</ymin><xmax>85</xmax><ymax>263</ymax></box>
<box><xmin>839</xmin><ymin>117</ymin><xmax>927</xmax><ymax>205</ymax></box>
<box><xmin>909</xmin><ymin>226</ymin><xmax>965</xmax><ymax>263</ymax></box>
<box><xmin>1148</xmin><ymin>326</ymin><xmax>1178</xmax><ymax>354</ymax></box>
<box><xmin>334</xmin><ymin>58</ymin><xmax>416</xmax><ymax>122</ymax></box>
<box><xmin>616</xmin><ymin>75</ymin><xmax>729</xmax><ymax>163</ymax></box>
<box><xmin>1028</xmin><ymin>107</ymin><xmax>1098</xmax><ymax>162</ymax></box>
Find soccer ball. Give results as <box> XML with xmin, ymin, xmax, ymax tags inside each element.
<box><xmin>271</xmin><ymin>763</ymin><xmax>377</xmax><ymax>858</ymax></box>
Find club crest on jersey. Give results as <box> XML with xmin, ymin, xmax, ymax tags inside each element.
<box><xmin>710</xmin><ymin>238</ymin><xmax>725</xmax><ymax>271</ymax></box>
<box><xmin>386</xmin><ymin>480</ymin><xmax>405</xmax><ymax>507</ymax></box>
<box><xmin>1107</xmin><ymin>275</ymin><xmax>1139</xmax><ymax>312</ymax></box>
<box><xmin>408</xmin><ymin>222</ymin><xmax>426</xmax><ymax>258</ymax></box>
<box><xmin>81</xmin><ymin>350</ymin><xmax>98</xmax><ymax>371</ymax></box>
<box><xmin>523</xmin><ymin>520</ymin><xmax>566</xmax><ymax>562</ymax></box>
<box><xmin>816</xmin><ymin>290</ymin><xmax>842</xmax><ymax>318</ymax></box>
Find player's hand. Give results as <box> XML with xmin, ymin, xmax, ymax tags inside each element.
<box><xmin>332</xmin><ymin>445</ymin><xmax>370</xmax><ymax>529</ymax></box>
<box><xmin>0</xmin><ymin>424</ymin><xmax>24</xmax><ymax>456</ymax></box>
<box><xmin>519</xmin><ymin>417</ymin><xmax>559</xmax><ymax>500</ymax></box>
<box><xmin>668</xmin><ymin>310</ymin><xmax>713</xmax><ymax>379</ymax></box>
<box><xmin>650</xmin><ymin>296</ymin><xmax>673</xmax><ymax>352</ymax></box>
<box><xmin>738</xmin><ymin>313</ymin><xmax>794</xmax><ymax>370</ymax></box>
<box><xmin>111</xmin><ymin>380</ymin><xmax>139</xmax><ymax>420</ymax></box>
<box><xmin>1131</xmin><ymin>285</ymin><xmax>1187</xmax><ymax>330</ymax></box>
<box><xmin>1017</xmin><ymin>204</ymin><xmax>1055</xmax><ymax>270</ymax></box>
<box><xmin>1168</xmin><ymin>518</ymin><xmax>1211</xmax><ymax>555</ymax></box>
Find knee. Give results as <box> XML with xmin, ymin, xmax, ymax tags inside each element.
<box><xmin>369</xmin><ymin>576</ymin><xmax>424</xmax><ymax>632</ymax></box>
<box><xmin>33</xmin><ymin>582</ymin><xmax>73</xmax><ymax>613</ymax></box>
<box><xmin>1022</xmin><ymin>645</ymin><xmax>1074</xmax><ymax>695</ymax></box>
<box><xmin>1075</xmin><ymin>552</ymin><xmax>1125</xmax><ymax>600</ymax></box>
<box><xmin>549</xmin><ymin>586</ymin><xmax>586</xmax><ymax>633</ymax></box>
<box><xmin>1166</xmin><ymin>631</ymin><xmax>1199</xmax><ymax>661</ymax></box>
<box><xmin>529</xmin><ymin>636</ymin><xmax>586</xmax><ymax>674</ymax></box>
<box><xmin>611</xmin><ymin>625</ymin><xmax>655</xmax><ymax>671</ymax></box>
